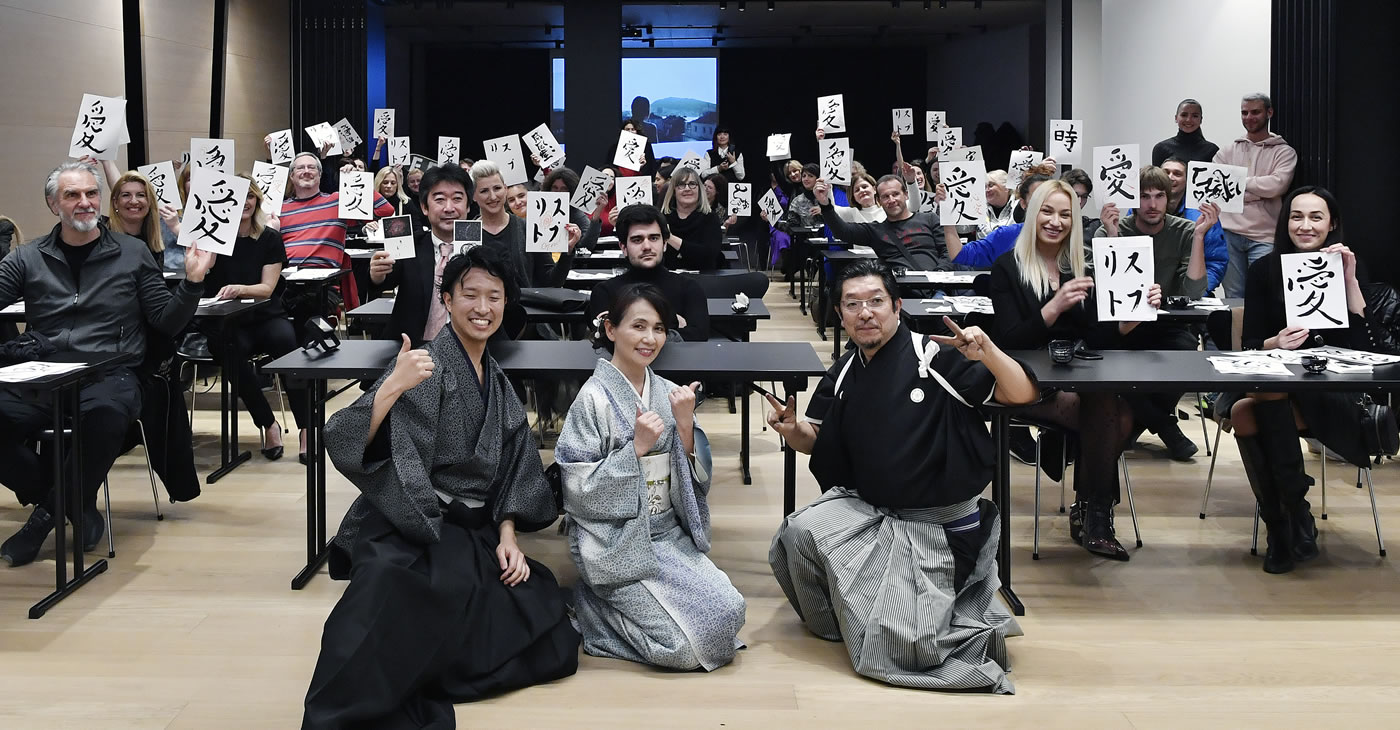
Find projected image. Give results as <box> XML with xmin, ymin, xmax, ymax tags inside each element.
<box><xmin>621</xmin><ymin>57</ymin><xmax>718</xmax><ymax>158</ymax></box>
<box><xmin>549</xmin><ymin>55</ymin><xmax>718</xmax><ymax>159</ymax></box>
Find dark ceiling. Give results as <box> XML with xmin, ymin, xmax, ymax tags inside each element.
<box><xmin>379</xmin><ymin>0</ymin><xmax>1045</xmax><ymax>48</ymax></box>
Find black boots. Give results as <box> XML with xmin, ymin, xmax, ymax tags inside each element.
<box><xmin>1080</xmin><ymin>500</ymin><xmax>1130</xmax><ymax>561</ymax></box>
<box><xmin>1236</xmin><ymin>398</ymin><xmax>1320</xmax><ymax>574</ymax></box>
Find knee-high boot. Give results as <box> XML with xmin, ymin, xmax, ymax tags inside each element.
<box><xmin>1235</xmin><ymin>433</ymin><xmax>1293</xmax><ymax>574</ymax></box>
<box><xmin>1251</xmin><ymin>398</ymin><xmax>1319</xmax><ymax>563</ymax></box>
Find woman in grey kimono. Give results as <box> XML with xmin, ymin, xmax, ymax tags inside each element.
<box><xmin>555</xmin><ymin>284</ymin><xmax>746</xmax><ymax>671</ymax></box>
<box><xmin>304</xmin><ymin>247</ymin><xmax>580</xmax><ymax>729</ymax></box>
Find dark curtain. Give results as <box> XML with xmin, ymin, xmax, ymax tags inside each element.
<box><xmin>293</xmin><ymin>0</ymin><xmax>368</xmax><ymax>159</ymax></box>
<box><xmin>415</xmin><ymin>48</ymin><xmax>551</xmax><ymax>166</ymax></box>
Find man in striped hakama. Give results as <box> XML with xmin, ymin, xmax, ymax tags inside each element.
<box><xmin>764</xmin><ymin>259</ymin><xmax>1038</xmax><ymax>693</ymax></box>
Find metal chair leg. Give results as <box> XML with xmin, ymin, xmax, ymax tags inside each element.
<box><xmin>1197</xmin><ymin>392</ymin><xmax>1211</xmax><ymax>456</ymax></box>
<box><xmin>102</xmin><ymin>477</ymin><xmax>115</xmax><ymax>558</ymax></box>
<box><xmin>1251</xmin><ymin>504</ymin><xmax>1260</xmax><ymax>555</ymax></box>
<box><xmin>136</xmin><ymin>419</ymin><xmax>163</xmax><ymax>521</ymax></box>
<box><xmin>1121</xmin><ymin>455</ymin><xmax>1142</xmax><ymax>548</ymax></box>
<box><xmin>1200</xmin><ymin>419</ymin><xmax>1224</xmax><ymax>519</ymax></box>
<box><xmin>1033</xmin><ymin>434</ymin><xmax>1043</xmax><ymax>560</ymax></box>
<box><xmin>1364</xmin><ymin>468</ymin><xmax>1386</xmax><ymax>557</ymax></box>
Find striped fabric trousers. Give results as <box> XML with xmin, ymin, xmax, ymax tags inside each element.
<box><xmin>769</xmin><ymin>487</ymin><xmax>1018</xmax><ymax>693</ymax></box>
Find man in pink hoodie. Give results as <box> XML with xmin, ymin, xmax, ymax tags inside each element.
<box><xmin>1214</xmin><ymin>92</ymin><xmax>1297</xmax><ymax>298</ymax></box>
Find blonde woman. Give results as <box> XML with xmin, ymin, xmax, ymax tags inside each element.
<box><xmin>198</xmin><ymin>176</ymin><xmax>309</xmax><ymax>461</ymax></box>
<box><xmin>84</xmin><ymin>156</ymin><xmax>183</xmax><ymax>271</ymax></box>
<box><xmin>658</xmin><ymin>166</ymin><xmax>722</xmax><ymax>270</ymax></box>
<box><xmin>987</xmin><ymin>179</ymin><xmax>1161</xmax><ymax>561</ymax></box>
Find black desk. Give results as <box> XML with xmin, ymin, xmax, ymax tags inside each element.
<box><xmin>899</xmin><ymin>297</ymin><xmax>1239</xmax><ymax>332</ymax></box>
<box><xmin>346</xmin><ymin>296</ymin><xmax>771</xmax><ymax>336</ymax></box>
<box><xmin>991</xmin><ymin>349</ymin><xmax>1400</xmax><ymax>617</ymax></box>
<box><xmin>0</xmin><ymin>352</ymin><xmax>124</xmax><ymax>618</ymax></box>
<box><xmin>195</xmin><ymin>298</ymin><xmax>270</xmax><ymax>483</ymax></box>
<box><xmin>266</xmin><ymin>339</ymin><xmax>825</xmax><ymax>588</ymax></box>
<box><xmin>573</xmin><ymin>250</ymin><xmax>740</xmax><ymax>268</ymax></box>
<box><xmin>283</xmin><ymin>267</ymin><xmax>344</xmax><ymax>317</ymax></box>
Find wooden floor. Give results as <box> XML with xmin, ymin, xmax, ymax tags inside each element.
<box><xmin>4</xmin><ymin>280</ymin><xmax>1400</xmax><ymax>729</ymax></box>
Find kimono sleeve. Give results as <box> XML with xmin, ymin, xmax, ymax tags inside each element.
<box><xmin>324</xmin><ymin>368</ymin><xmax>446</xmax><ymax>545</ymax></box>
<box><xmin>803</xmin><ymin>354</ymin><xmax>846</xmax><ymax>425</ymax></box>
<box><xmin>491</xmin><ymin>408</ymin><xmax>559</xmax><ymax>533</ymax></box>
<box><xmin>932</xmin><ymin>341</ymin><xmax>998</xmax><ymax>407</ymax></box>
<box><xmin>555</xmin><ymin>386</ymin><xmax>647</xmax><ymax>522</ymax></box>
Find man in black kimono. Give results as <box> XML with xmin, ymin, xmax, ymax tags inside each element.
<box><xmin>304</xmin><ymin>245</ymin><xmax>580</xmax><ymax>729</ymax></box>
<box><xmin>764</xmin><ymin>258</ymin><xmax>1037</xmax><ymax>693</ymax></box>
<box><xmin>586</xmin><ymin>204</ymin><xmax>710</xmax><ymax>341</ymax></box>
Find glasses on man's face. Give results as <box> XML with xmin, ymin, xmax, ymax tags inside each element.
<box><xmin>840</xmin><ymin>296</ymin><xmax>888</xmax><ymax>314</ymax></box>
<box><xmin>675</xmin><ymin>181</ymin><xmax>700</xmax><ymax>190</ymax></box>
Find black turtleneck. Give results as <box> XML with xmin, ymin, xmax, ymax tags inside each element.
<box><xmin>584</xmin><ymin>264</ymin><xmax>711</xmax><ymax>341</ymax></box>
<box><xmin>1151</xmin><ymin>128</ymin><xmax>1220</xmax><ymax>166</ymax></box>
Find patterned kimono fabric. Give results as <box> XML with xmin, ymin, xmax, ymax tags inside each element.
<box><xmin>303</xmin><ymin>327</ymin><xmax>580</xmax><ymax>729</ymax></box>
<box><xmin>555</xmin><ymin>359</ymin><xmax>746</xmax><ymax>671</ymax></box>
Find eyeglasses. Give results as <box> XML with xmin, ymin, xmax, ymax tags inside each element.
<box><xmin>840</xmin><ymin>296</ymin><xmax>888</xmax><ymax>314</ymax></box>
<box><xmin>674</xmin><ymin>181</ymin><xmax>700</xmax><ymax>190</ymax></box>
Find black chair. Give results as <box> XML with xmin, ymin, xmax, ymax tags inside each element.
<box><xmin>693</xmin><ymin>271</ymin><xmax>770</xmax><ymax>302</ymax></box>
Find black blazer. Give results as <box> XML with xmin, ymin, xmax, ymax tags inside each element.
<box><xmin>988</xmin><ymin>251</ymin><xmax>1119</xmax><ymax>350</ymax></box>
<box><xmin>375</xmin><ymin>231</ymin><xmax>438</xmax><ymax>345</ymax></box>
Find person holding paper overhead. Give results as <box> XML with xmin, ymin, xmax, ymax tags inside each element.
<box><xmin>1096</xmin><ymin>165</ymin><xmax>1210</xmax><ymax>461</ymax></box>
<box><xmin>988</xmin><ymin>179</ymin><xmax>1162</xmax><ymax>561</ymax></box>
<box><xmin>198</xmin><ymin>176</ymin><xmax>308</xmax><ymax>463</ymax></box>
<box><xmin>469</xmin><ymin>160</ymin><xmax>580</xmax><ymax>289</ymax></box>
<box><xmin>610</xmin><ymin>118</ymin><xmax>655</xmax><ymax>178</ymax></box>
<box><xmin>816</xmin><ymin>173</ymin><xmax>953</xmax><ymax>273</ymax></box>
<box><xmin>541</xmin><ymin>167</ymin><xmax>605</xmax><ymax>252</ymax></box>
<box><xmin>1218</xmin><ymin>187</ymin><xmax>1380</xmax><ymax>574</ymax></box>
<box><xmin>658</xmin><ymin>166</ymin><xmax>723</xmax><ymax>270</ymax></box>
<box><xmin>1214</xmin><ymin>93</ymin><xmax>1297</xmax><ymax>298</ymax></box>
<box><xmin>0</xmin><ymin>161</ymin><xmax>215</xmax><ymax>566</ymax></box>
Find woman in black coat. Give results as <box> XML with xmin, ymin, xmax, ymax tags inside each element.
<box><xmin>989</xmin><ymin>180</ymin><xmax>1162</xmax><ymax>561</ymax></box>
<box><xmin>1222</xmin><ymin>186</ymin><xmax>1381</xmax><ymax>574</ymax></box>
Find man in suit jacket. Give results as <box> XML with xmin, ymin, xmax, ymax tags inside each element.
<box><xmin>368</xmin><ymin>164</ymin><xmax>476</xmax><ymax>345</ymax></box>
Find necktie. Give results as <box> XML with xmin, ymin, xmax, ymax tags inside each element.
<box><xmin>423</xmin><ymin>243</ymin><xmax>452</xmax><ymax>341</ymax></box>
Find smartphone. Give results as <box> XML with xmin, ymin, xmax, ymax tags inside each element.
<box><xmin>750</xmin><ymin>383</ymin><xmax>783</xmax><ymax>402</ymax></box>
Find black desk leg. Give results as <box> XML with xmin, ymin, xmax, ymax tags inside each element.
<box><xmin>814</xmin><ymin>263</ymin><xmax>827</xmax><ymax>341</ymax></box>
<box><xmin>208</xmin><ymin>324</ymin><xmax>251</xmax><ymax>483</ymax></box>
<box><xmin>292</xmin><ymin>378</ymin><xmax>332</xmax><ymax>590</ymax></box>
<box><xmin>783</xmin><ymin>441</ymin><xmax>796</xmax><ymax>516</ymax></box>
<box><xmin>740</xmin><ymin>383</ymin><xmax>751</xmax><ymax>485</ymax></box>
<box><xmin>30</xmin><ymin>384</ymin><xmax>108</xmax><ymax>619</ymax></box>
<box><xmin>993</xmin><ymin>412</ymin><xmax>1023</xmax><ymax>616</ymax></box>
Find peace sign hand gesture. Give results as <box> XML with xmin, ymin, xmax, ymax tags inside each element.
<box><xmin>930</xmin><ymin>316</ymin><xmax>996</xmax><ymax>361</ymax></box>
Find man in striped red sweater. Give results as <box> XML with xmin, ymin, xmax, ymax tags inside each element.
<box><xmin>279</xmin><ymin>150</ymin><xmax>392</xmax><ymax>313</ymax></box>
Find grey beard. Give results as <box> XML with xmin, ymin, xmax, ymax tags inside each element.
<box><xmin>65</xmin><ymin>212</ymin><xmax>98</xmax><ymax>233</ymax></box>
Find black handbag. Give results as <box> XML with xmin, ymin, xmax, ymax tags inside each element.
<box><xmin>520</xmin><ymin>287</ymin><xmax>588</xmax><ymax>312</ymax></box>
<box><xmin>1360</xmin><ymin>394</ymin><xmax>1399</xmax><ymax>457</ymax></box>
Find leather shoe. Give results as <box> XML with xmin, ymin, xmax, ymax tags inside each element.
<box><xmin>1291</xmin><ymin>502</ymin><xmax>1320</xmax><ymax>563</ymax></box>
<box><xmin>1263</xmin><ymin>523</ymin><xmax>1296</xmax><ymax>574</ymax></box>
<box><xmin>1159</xmin><ymin>422</ymin><xmax>1199</xmax><ymax>462</ymax></box>
<box><xmin>79</xmin><ymin>505</ymin><xmax>104</xmax><ymax>553</ymax></box>
<box><xmin>2</xmin><ymin>506</ymin><xmax>56</xmax><ymax>567</ymax></box>
<box><xmin>1069</xmin><ymin>500</ymin><xmax>1085</xmax><ymax>544</ymax></box>
<box><xmin>1081</xmin><ymin>501</ymin><xmax>1130</xmax><ymax>561</ymax></box>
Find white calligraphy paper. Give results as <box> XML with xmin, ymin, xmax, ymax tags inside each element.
<box><xmin>938</xmin><ymin>160</ymin><xmax>988</xmax><ymax>226</ymax></box>
<box><xmin>892</xmin><ymin>108</ymin><xmax>914</xmax><ymax>135</ymax></box>
<box><xmin>1186</xmin><ymin>161</ymin><xmax>1248</xmax><ymax>214</ymax></box>
<box><xmin>267</xmin><ymin>128</ymin><xmax>295</xmax><ymax>164</ymax></box>
<box><xmin>1048</xmin><ymin>119</ymin><xmax>1084</xmax><ymax>164</ymax></box>
<box><xmin>819</xmin><ymin>137</ymin><xmax>852</xmax><ymax>186</ymax></box>
<box><xmin>938</xmin><ymin>144</ymin><xmax>984</xmax><ymax>164</ymax></box>
<box><xmin>571</xmin><ymin>165</ymin><xmax>612</xmax><ymax>212</ymax></box>
<box><xmin>613</xmin><ymin>129</ymin><xmax>648</xmax><ymax>172</ymax></box>
<box><xmin>483</xmin><ymin>134</ymin><xmax>528</xmax><ymax>186</ymax></box>
<box><xmin>757</xmin><ymin>188</ymin><xmax>784</xmax><ymax>227</ymax></box>
<box><xmin>925</xmin><ymin>111</ymin><xmax>947</xmax><ymax>141</ymax></box>
<box><xmin>678</xmin><ymin>150</ymin><xmax>705</xmax><ymax>175</ymax></box>
<box><xmin>522</xmin><ymin>123</ymin><xmax>565</xmax><ymax>170</ymax></box>
<box><xmin>305</xmin><ymin>122</ymin><xmax>341</xmax><ymax>156</ymax></box>
<box><xmin>250</xmin><ymin>161</ymin><xmax>288</xmax><ymax>217</ymax></box>
<box><xmin>817</xmin><ymin>94</ymin><xmax>846</xmax><ymax>134</ymax></box>
<box><xmin>437</xmin><ymin>136</ymin><xmax>460</xmax><ymax>165</ymax></box>
<box><xmin>527</xmin><ymin>192</ymin><xmax>570</xmax><ymax>253</ymax></box>
<box><xmin>373</xmin><ymin>109</ymin><xmax>395</xmax><ymax>139</ymax></box>
<box><xmin>1093</xmin><ymin>144</ymin><xmax>1140</xmax><ymax>209</ymax></box>
<box><xmin>616</xmin><ymin>176</ymin><xmax>652</xmax><ymax>209</ymax></box>
<box><xmin>729</xmin><ymin>182</ymin><xmax>753</xmax><ymax>217</ymax></box>
<box><xmin>937</xmin><ymin>126</ymin><xmax>963</xmax><ymax>158</ymax></box>
<box><xmin>1094</xmin><ymin>236</ymin><xmax>1157</xmax><ymax>322</ymax></box>
<box><xmin>190</xmin><ymin>138</ymin><xmax>235</xmax><ymax>175</ymax></box>
<box><xmin>1006</xmin><ymin>149</ymin><xmax>1045</xmax><ymax>195</ymax></box>
<box><xmin>68</xmin><ymin>93</ymin><xmax>126</xmax><ymax>161</ymax></box>
<box><xmin>1281</xmin><ymin>251</ymin><xmax>1347</xmax><ymax>330</ymax></box>
<box><xmin>136</xmin><ymin>161</ymin><xmax>180</xmax><ymax>209</ymax></box>
<box><xmin>388</xmin><ymin>137</ymin><xmax>410</xmax><ymax>166</ymax></box>
<box><xmin>333</xmin><ymin>118</ymin><xmax>363</xmax><ymax>152</ymax></box>
<box><xmin>177</xmin><ymin>169</ymin><xmax>249</xmax><ymax>257</ymax></box>
<box><xmin>1207</xmin><ymin>356</ymin><xmax>1293</xmax><ymax>376</ymax></box>
<box><xmin>337</xmin><ymin>171</ymin><xmax>375</xmax><ymax>221</ymax></box>
<box><xmin>766</xmin><ymin>133</ymin><xmax>792</xmax><ymax>160</ymax></box>
<box><xmin>381</xmin><ymin>215</ymin><xmax>415</xmax><ymax>260</ymax></box>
